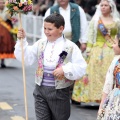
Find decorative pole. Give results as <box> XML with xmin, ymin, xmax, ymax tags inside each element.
<box><xmin>19</xmin><ymin>12</ymin><xmax>28</xmax><ymax>120</ymax></box>
<box><xmin>5</xmin><ymin>0</ymin><xmax>33</xmax><ymax>120</ymax></box>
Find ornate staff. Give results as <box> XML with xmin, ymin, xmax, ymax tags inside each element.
<box><xmin>5</xmin><ymin>0</ymin><xmax>33</xmax><ymax>120</ymax></box>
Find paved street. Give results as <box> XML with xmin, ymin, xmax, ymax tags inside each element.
<box><xmin>0</xmin><ymin>59</ymin><xmax>98</xmax><ymax>120</ymax></box>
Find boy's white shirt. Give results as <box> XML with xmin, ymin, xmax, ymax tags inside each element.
<box><xmin>103</xmin><ymin>55</ymin><xmax>120</xmax><ymax>94</ymax></box>
<box><xmin>14</xmin><ymin>36</ymin><xmax>87</xmax><ymax>80</ymax></box>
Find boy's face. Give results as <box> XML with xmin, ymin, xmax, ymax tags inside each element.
<box><xmin>44</xmin><ymin>22</ymin><xmax>64</xmax><ymax>42</ymax></box>
<box><xmin>112</xmin><ymin>37</ymin><xmax>120</xmax><ymax>55</ymax></box>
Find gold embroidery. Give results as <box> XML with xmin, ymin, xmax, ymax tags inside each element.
<box><xmin>36</xmin><ymin>68</ymin><xmax>43</xmax><ymax>76</ymax></box>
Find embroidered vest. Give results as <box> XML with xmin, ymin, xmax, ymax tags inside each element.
<box><xmin>50</xmin><ymin>2</ymin><xmax>80</xmax><ymax>43</ymax></box>
<box><xmin>35</xmin><ymin>38</ymin><xmax>74</xmax><ymax>89</ymax></box>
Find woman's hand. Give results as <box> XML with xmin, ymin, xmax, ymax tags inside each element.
<box><xmin>17</xmin><ymin>28</ymin><xmax>26</xmax><ymax>39</ymax></box>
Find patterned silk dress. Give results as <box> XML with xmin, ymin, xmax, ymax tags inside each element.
<box><xmin>72</xmin><ymin>22</ymin><xmax>119</xmax><ymax>103</ymax></box>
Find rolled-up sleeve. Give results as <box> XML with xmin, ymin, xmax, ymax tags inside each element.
<box><xmin>62</xmin><ymin>45</ymin><xmax>87</xmax><ymax>80</ymax></box>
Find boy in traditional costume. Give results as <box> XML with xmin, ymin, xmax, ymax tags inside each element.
<box><xmin>14</xmin><ymin>13</ymin><xmax>87</xmax><ymax>120</ymax></box>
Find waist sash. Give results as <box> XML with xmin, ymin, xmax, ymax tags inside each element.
<box><xmin>42</xmin><ymin>66</ymin><xmax>55</xmax><ymax>86</ymax></box>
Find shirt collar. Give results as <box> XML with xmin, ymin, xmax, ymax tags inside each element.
<box><xmin>56</xmin><ymin>35</ymin><xmax>65</xmax><ymax>43</ymax></box>
<box><xmin>48</xmin><ymin>35</ymin><xmax>64</xmax><ymax>44</ymax></box>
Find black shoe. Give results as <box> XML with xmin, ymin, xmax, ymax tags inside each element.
<box><xmin>71</xmin><ymin>100</ymin><xmax>80</xmax><ymax>105</ymax></box>
<box><xmin>1</xmin><ymin>64</ymin><xmax>6</xmax><ymax>68</ymax></box>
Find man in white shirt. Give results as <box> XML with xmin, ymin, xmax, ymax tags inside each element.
<box><xmin>43</xmin><ymin>0</ymin><xmax>88</xmax><ymax>52</ymax></box>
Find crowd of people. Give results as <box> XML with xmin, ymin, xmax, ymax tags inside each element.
<box><xmin>1</xmin><ymin>0</ymin><xmax>120</xmax><ymax>119</ymax></box>
<box><xmin>33</xmin><ymin>0</ymin><xmax>120</xmax><ymax>19</ymax></box>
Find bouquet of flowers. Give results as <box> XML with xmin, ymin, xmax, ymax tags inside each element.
<box><xmin>5</xmin><ymin>0</ymin><xmax>33</xmax><ymax>16</ymax></box>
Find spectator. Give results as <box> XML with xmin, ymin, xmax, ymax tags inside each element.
<box><xmin>0</xmin><ymin>0</ymin><xmax>15</xmax><ymax>68</ymax></box>
<box><xmin>33</xmin><ymin>0</ymin><xmax>54</xmax><ymax>16</ymax></box>
<box><xmin>84</xmin><ymin>0</ymin><xmax>100</xmax><ymax>16</ymax></box>
<box><xmin>116</xmin><ymin>0</ymin><xmax>120</xmax><ymax>13</ymax></box>
<box><xmin>43</xmin><ymin>0</ymin><xmax>88</xmax><ymax>52</ymax></box>
<box><xmin>74</xmin><ymin>0</ymin><xmax>85</xmax><ymax>9</ymax></box>
<box><xmin>74</xmin><ymin>0</ymin><xmax>92</xmax><ymax>21</ymax></box>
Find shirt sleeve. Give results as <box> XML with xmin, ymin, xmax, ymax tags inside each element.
<box><xmin>86</xmin><ymin>20</ymin><xmax>95</xmax><ymax>52</ymax></box>
<box><xmin>14</xmin><ymin>38</ymin><xmax>39</xmax><ymax>66</ymax></box>
<box><xmin>62</xmin><ymin>44</ymin><xmax>87</xmax><ymax>80</ymax></box>
<box><xmin>78</xmin><ymin>6</ymin><xmax>88</xmax><ymax>44</ymax></box>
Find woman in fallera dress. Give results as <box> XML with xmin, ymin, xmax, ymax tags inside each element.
<box><xmin>72</xmin><ymin>0</ymin><xmax>120</xmax><ymax>103</ymax></box>
<box><xmin>0</xmin><ymin>0</ymin><xmax>15</xmax><ymax>68</ymax></box>
<box><xmin>97</xmin><ymin>32</ymin><xmax>120</xmax><ymax>120</ymax></box>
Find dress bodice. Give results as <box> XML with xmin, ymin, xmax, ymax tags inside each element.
<box><xmin>95</xmin><ymin>22</ymin><xmax>118</xmax><ymax>47</ymax></box>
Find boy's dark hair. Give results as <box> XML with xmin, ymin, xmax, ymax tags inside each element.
<box><xmin>117</xmin><ymin>32</ymin><xmax>120</xmax><ymax>47</ymax></box>
<box><xmin>44</xmin><ymin>13</ymin><xmax>65</xmax><ymax>28</ymax></box>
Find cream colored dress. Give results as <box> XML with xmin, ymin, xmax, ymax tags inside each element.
<box><xmin>72</xmin><ymin>21</ymin><xmax>119</xmax><ymax>103</ymax></box>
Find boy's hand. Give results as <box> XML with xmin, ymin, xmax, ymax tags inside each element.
<box><xmin>57</xmin><ymin>75</ymin><xmax>65</xmax><ymax>80</ymax></box>
<box><xmin>17</xmin><ymin>28</ymin><xmax>26</xmax><ymax>39</ymax></box>
<box><xmin>53</xmin><ymin>67</ymin><xmax>64</xmax><ymax>80</ymax></box>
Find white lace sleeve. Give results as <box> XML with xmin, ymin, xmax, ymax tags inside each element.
<box><xmin>103</xmin><ymin>67</ymin><xmax>114</xmax><ymax>94</ymax></box>
<box><xmin>103</xmin><ymin>56</ymin><xmax>120</xmax><ymax>94</ymax></box>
